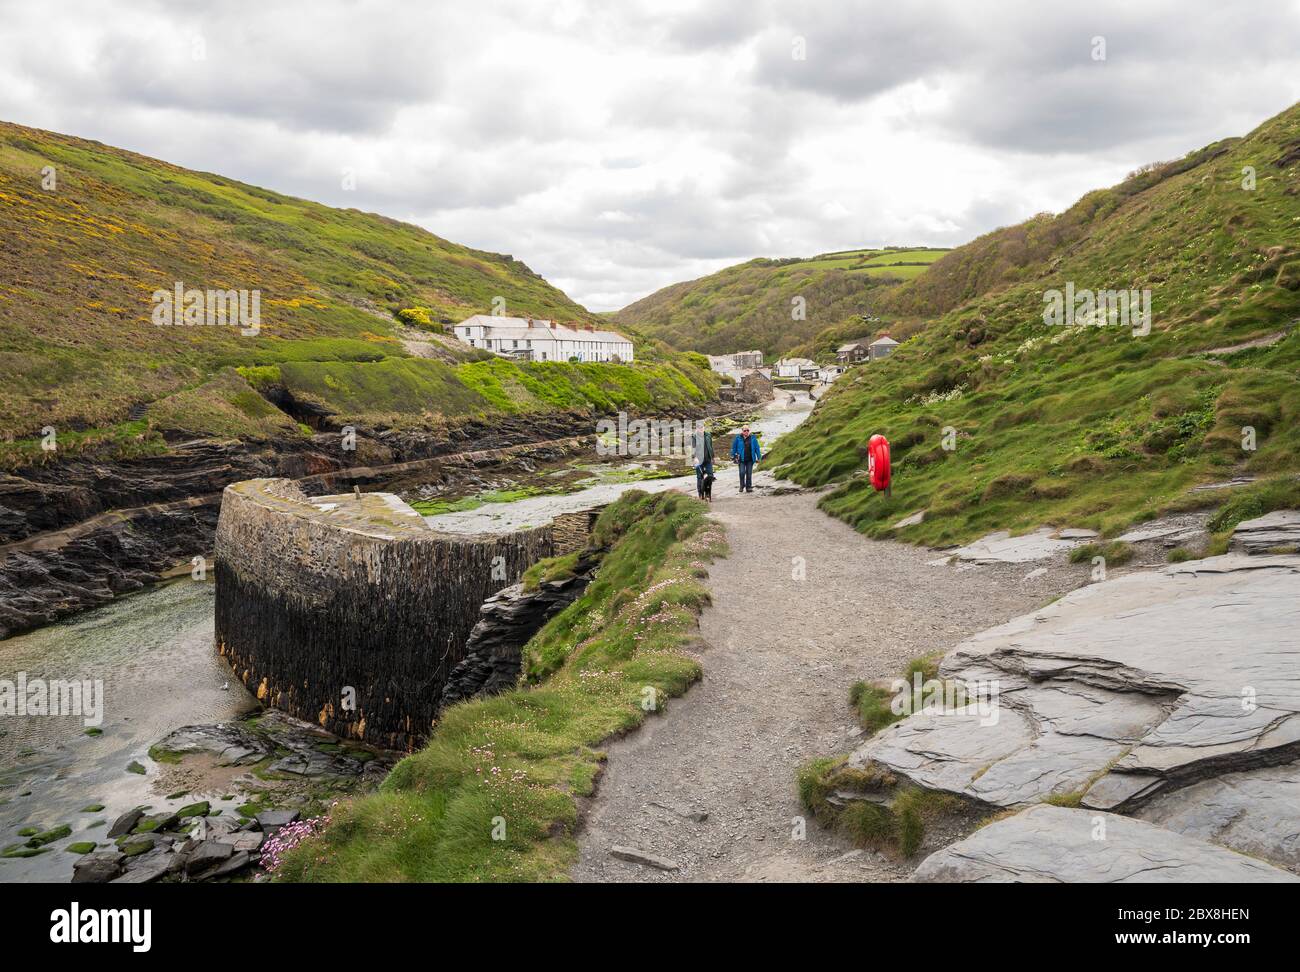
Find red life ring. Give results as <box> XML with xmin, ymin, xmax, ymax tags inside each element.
<box><xmin>868</xmin><ymin>434</ymin><xmax>891</xmax><ymax>493</ymax></box>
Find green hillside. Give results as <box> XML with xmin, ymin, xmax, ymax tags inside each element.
<box><xmin>613</xmin><ymin>246</ymin><xmax>947</xmax><ymax>358</ymax></box>
<box><xmin>0</xmin><ymin>120</ymin><xmax>697</xmax><ymax>461</ymax></box>
<box><xmin>769</xmin><ymin>101</ymin><xmax>1300</xmax><ymax>548</ymax></box>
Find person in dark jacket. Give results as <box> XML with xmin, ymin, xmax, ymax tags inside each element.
<box><xmin>730</xmin><ymin>425</ymin><xmax>761</xmax><ymax>493</ymax></box>
<box><xmin>691</xmin><ymin>428</ymin><xmax>715</xmax><ymax>501</ymax></box>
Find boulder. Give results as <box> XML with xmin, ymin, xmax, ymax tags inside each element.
<box><xmin>72</xmin><ymin>850</ymin><xmax>125</xmax><ymax>884</ymax></box>
<box><xmin>912</xmin><ymin>805</ymin><xmax>1300</xmax><ymax>883</ymax></box>
<box><xmin>254</xmin><ymin>810</ymin><xmax>300</xmax><ymax>833</ymax></box>
<box><xmin>118</xmin><ymin>836</ymin><xmax>155</xmax><ymax>857</ymax></box>
<box><xmin>106</xmin><ymin>807</ymin><xmax>145</xmax><ymax>838</ymax></box>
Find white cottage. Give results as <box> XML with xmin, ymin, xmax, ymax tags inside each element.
<box><xmin>453</xmin><ymin>315</ymin><xmax>634</xmax><ymax>363</ymax></box>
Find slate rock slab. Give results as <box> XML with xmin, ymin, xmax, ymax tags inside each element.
<box><xmin>203</xmin><ymin>849</ymin><xmax>252</xmax><ymax>880</ymax></box>
<box><xmin>850</xmin><ymin>553</ymin><xmax>1300</xmax><ymax>866</ymax></box>
<box><xmin>1231</xmin><ymin>509</ymin><xmax>1300</xmax><ymax>554</ymax></box>
<box><xmin>911</xmin><ymin>805</ymin><xmax>1300</xmax><ymax>883</ymax></box>
<box><xmin>112</xmin><ymin>849</ymin><xmax>179</xmax><ymax>884</ymax></box>
<box><xmin>152</xmin><ymin>723</ymin><xmax>274</xmax><ymax>766</ymax></box>
<box><xmin>950</xmin><ymin>527</ymin><xmax>1081</xmax><ymax>564</ymax></box>
<box><xmin>184</xmin><ymin>840</ymin><xmax>234</xmax><ymax>874</ymax></box>
<box><xmin>610</xmin><ymin>845</ymin><xmax>680</xmax><ymax>871</ymax></box>
<box><xmin>1136</xmin><ymin>762</ymin><xmax>1300</xmax><ymax>868</ymax></box>
<box><xmin>226</xmin><ymin>831</ymin><xmax>265</xmax><ymax>853</ymax></box>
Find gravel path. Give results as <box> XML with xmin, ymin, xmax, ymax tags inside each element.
<box><xmin>571</xmin><ymin>474</ymin><xmax>1085</xmax><ymax>883</ymax></box>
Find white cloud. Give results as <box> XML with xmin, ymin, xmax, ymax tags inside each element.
<box><xmin>1</xmin><ymin>0</ymin><xmax>1297</xmax><ymax>310</ymax></box>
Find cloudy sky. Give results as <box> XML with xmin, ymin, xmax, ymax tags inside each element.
<box><xmin>3</xmin><ymin>0</ymin><xmax>1298</xmax><ymax>310</ymax></box>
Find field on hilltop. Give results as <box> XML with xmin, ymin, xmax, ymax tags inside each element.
<box><xmin>768</xmin><ymin>101</ymin><xmax>1300</xmax><ymax>550</ymax></box>
<box><xmin>613</xmin><ymin>246</ymin><xmax>948</xmax><ymax>358</ymax></box>
<box><xmin>0</xmin><ymin>121</ymin><xmax>711</xmax><ymax>461</ymax></box>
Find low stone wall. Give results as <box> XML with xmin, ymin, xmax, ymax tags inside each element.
<box><xmin>552</xmin><ymin>508</ymin><xmax>602</xmax><ymax>554</ymax></box>
<box><xmin>214</xmin><ymin>479</ymin><xmax>556</xmax><ymax>750</ymax></box>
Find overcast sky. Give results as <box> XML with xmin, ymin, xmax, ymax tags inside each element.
<box><xmin>2</xmin><ymin>0</ymin><xmax>1298</xmax><ymax>310</ymax></box>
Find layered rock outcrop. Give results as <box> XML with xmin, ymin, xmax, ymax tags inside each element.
<box><xmin>852</xmin><ymin>553</ymin><xmax>1300</xmax><ymax>819</ymax></box>
<box><xmin>439</xmin><ymin>548</ymin><xmax>601</xmax><ymax>708</ymax></box>
<box><xmin>849</xmin><ymin>519</ymin><xmax>1300</xmax><ymax>878</ymax></box>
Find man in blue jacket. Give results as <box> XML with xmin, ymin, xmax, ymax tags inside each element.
<box><xmin>730</xmin><ymin>425</ymin><xmax>761</xmax><ymax>493</ymax></box>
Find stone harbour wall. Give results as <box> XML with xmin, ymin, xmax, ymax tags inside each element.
<box><xmin>214</xmin><ymin>478</ymin><xmax>556</xmax><ymax>750</ymax></box>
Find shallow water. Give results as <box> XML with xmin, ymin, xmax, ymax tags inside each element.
<box><xmin>425</xmin><ymin>395</ymin><xmax>814</xmax><ymax>534</ymax></box>
<box><xmin>0</xmin><ymin>579</ymin><xmax>255</xmax><ymax>882</ymax></box>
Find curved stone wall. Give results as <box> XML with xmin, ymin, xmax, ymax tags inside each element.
<box><xmin>214</xmin><ymin>478</ymin><xmax>555</xmax><ymax>750</ymax></box>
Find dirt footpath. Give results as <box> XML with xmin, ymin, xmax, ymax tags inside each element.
<box><xmin>571</xmin><ymin>478</ymin><xmax>1083</xmax><ymax>882</ymax></box>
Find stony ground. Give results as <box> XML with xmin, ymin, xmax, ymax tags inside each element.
<box><xmin>571</xmin><ymin>474</ymin><xmax>1092</xmax><ymax>883</ymax></box>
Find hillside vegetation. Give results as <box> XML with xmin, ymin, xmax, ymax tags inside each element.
<box><xmin>614</xmin><ymin>246</ymin><xmax>947</xmax><ymax>358</ymax></box>
<box><xmin>0</xmin><ymin>120</ymin><xmax>701</xmax><ymax>459</ymax></box>
<box><xmin>769</xmin><ymin>101</ymin><xmax>1300</xmax><ymax>547</ymax></box>
<box><xmin>278</xmin><ymin>489</ymin><xmax>725</xmax><ymax>882</ymax></box>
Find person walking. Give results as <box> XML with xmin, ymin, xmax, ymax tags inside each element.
<box><xmin>730</xmin><ymin>425</ymin><xmax>761</xmax><ymax>493</ymax></box>
<box><xmin>691</xmin><ymin>426</ymin><xmax>715</xmax><ymax>501</ymax></box>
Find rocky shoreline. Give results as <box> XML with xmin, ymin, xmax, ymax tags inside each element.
<box><xmin>61</xmin><ymin>709</ymin><xmax>398</xmax><ymax>884</ymax></box>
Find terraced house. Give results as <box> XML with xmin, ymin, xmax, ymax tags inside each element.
<box><xmin>453</xmin><ymin>315</ymin><xmax>635</xmax><ymax>362</ymax></box>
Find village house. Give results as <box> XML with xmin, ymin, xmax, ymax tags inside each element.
<box><xmin>836</xmin><ymin>340</ymin><xmax>871</xmax><ymax>365</ymax></box>
<box><xmin>707</xmin><ymin>350</ymin><xmax>765</xmax><ymax>378</ymax></box>
<box><xmin>773</xmin><ymin>356</ymin><xmax>817</xmax><ymax>379</ymax></box>
<box><xmin>818</xmin><ymin>364</ymin><xmax>844</xmax><ymax>384</ymax></box>
<box><xmin>453</xmin><ymin>315</ymin><xmax>634</xmax><ymax>362</ymax></box>
<box><xmin>869</xmin><ymin>335</ymin><xmax>900</xmax><ymax>360</ymax></box>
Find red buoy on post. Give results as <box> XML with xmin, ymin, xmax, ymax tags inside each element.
<box><xmin>868</xmin><ymin>433</ymin><xmax>891</xmax><ymax>495</ymax></box>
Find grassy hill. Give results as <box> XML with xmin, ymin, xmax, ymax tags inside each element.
<box><xmin>613</xmin><ymin>246</ymin><xmax>947</xmax><ymax>358</ymax></box>
<box><xmin>768</xmin><ymin>101</ymin><xmax>1300</xmax><ymax>548</ymax></box>
<box><xmin>0</xmin><ymin>121</ymin><xmax>711</xmax><ymax>462</ymax></box>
